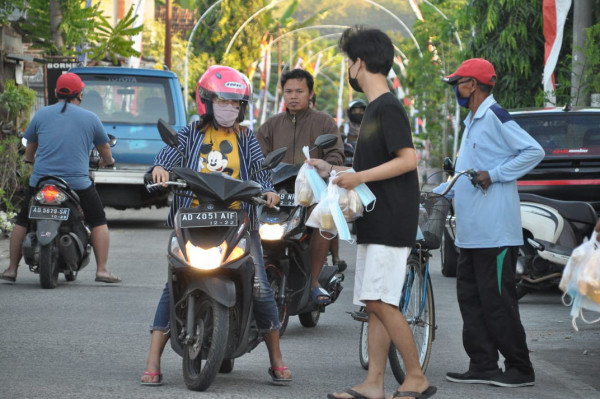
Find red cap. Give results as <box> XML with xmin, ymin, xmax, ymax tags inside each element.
<box><xmin>56</xmin><ymin>72</ymin><xmax>85</xmax><ymax>96</ymax></box>
<box><xmin>442</xmin><ymin>58</ymin><xmax>496</xmax><ymax>86</ymax></box>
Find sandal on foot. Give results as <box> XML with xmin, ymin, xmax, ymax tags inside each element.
<box><xmin>141</xmin><ymin>370</ymin><xmax>163</xmax><ymax>386</ymax></box>
<box><xmin>95</xmin><ymin>273</ymin><xmax>121</xmax><ymax>283</ymax></box>
<box><xmin>1</xmin><ymin>270</ymin><xmax>16</xmax><ymax>283</ymax></box>
<box><xmin>311</xmin><ymin>287</ymin><xmax>331</xmax><ymax>305</ymax></box>
<box><xmin>327</xmin><ymin>388</ymin><xmax>381</xmax><ymax>399</ymax></box>
<box><xmin>392</xmin><ymin>386</ymin><xmax>437</xmax><ymax>398</ymax></box>
<box><xmin>268</xmin><ymin>365</ymin><xmax>292</xmax><ymax>385</ymax></box>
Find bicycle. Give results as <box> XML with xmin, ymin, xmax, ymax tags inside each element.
<box><xmin>351</xmin><ymin>169</ymin><xmax>479</xmax><ymax>384</ymax></box>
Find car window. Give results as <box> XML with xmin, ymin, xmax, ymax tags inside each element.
<box><xmin>79</xmin><ymin>75</ymin><xmax>174</xmax><ymax>125</ymax></box>
<box><xmin>513</xmin><ymin>113</ymin><xmax>600</xmax><ymax>157</ymax></box>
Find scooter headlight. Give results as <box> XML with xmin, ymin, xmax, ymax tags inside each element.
<box><xmin>259</xmin><ymin>223</ymin><xmax>285</xmax><ymax>241</ymax></box>
<box><xmin>185</xmin><ymin>241</ymin><xmax>227</xmax><ymax>270</ymax></box>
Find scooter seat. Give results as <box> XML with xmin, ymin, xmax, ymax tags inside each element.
<box><xmin>519</xmin><ymin>193</ymin><xmax>597</xmax><ymax>225</ymax></box>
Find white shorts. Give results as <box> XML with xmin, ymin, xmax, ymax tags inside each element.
<box><xmin>353</xmin><ymin>244</ymin><xmax>410</xmax><ymax>307</ymax></box>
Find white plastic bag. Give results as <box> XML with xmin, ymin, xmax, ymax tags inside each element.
<box><xmin>559</xmin><ymin>231</ymin><xmax>600</xmax><ymax>330</ymax></box>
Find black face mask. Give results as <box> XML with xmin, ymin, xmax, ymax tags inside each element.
<box><xmin>349</xmin><ymin>113</ymin><xmax>363</xmax><ymax>124</ymax></box>
<box><xmin>348</xmin><ymin>63</ymin><xmax>363</xmax><ymax>93</ymax></box>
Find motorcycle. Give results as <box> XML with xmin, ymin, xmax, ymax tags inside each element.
<box><xmin>146</xmin><ymin>119</ymin><xmax>287</xmax><ymax>391</ymax></box>
<box><xmin>517</xmin><ymin>193</ymin><xmax>598</xmax><ymax>298</ymax></box>
<box><xmin>257</xmin><ymin>134</ymin><xmax>345</xmax><ymax>336</ymax></box>
<box><xmin>21</xmin><ymin>135</ymin><xmax>116</xmax><ymax>289</ymax></box>
<box><xmin>342</xmin><ymin>133</ymin><xmax>355</xmax><ymax>167</ymax></box>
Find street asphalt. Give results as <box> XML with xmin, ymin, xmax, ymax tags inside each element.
<box><xmin>1</xmin><ymin>208</ymin><xmax>599</xmax><ymax>399</ymax></box>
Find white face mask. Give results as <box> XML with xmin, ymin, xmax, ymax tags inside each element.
<box><xmin>213</xmin><ymin>103</ymin><xmax>240</xmax><ymax>127</ymax></box>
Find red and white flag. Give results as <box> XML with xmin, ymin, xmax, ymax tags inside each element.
<box><xmin>543</xmin><ymin>0</ymin><xmax>572</xmax><ymax>103</ymax></box>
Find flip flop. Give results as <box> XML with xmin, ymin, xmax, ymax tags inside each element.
<box><xmin>1</xmin><ymin>270</ymin><xmax>16</xmax><ymax>283</ymax></box>
<box><xmin>95</xmin><ymin>273</ymin><xmax>121</xmax><ymax>283</ymax></box>
<box><xmin>311</xmin><ymin>286</ymin><xmax>331</xmax><ymax>305</ymax></box>
<box><xmin>327</xmin><ymin>388</ymin><xmax>383</xmax><ymax>399</ymax></box>
<box><xmin>392</xmin><ymin>386</ymin><xmax>437</xmax><ymax>398</ymax></box>
<box><xmin>268</xmin><ymin>365</ymin><xmax>292</xmax><ymax>385</ymax></box>
<box><xmin>141</xmin><ymin>370</ymin><xmax>163</xmax><ymax>386</ymax></box>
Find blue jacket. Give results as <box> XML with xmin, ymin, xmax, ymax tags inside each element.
<box><xmin>435</xmin><ymin>95</ymin><xmax>544</xmax><ymax>248</ymax></box>
<box><xmin>152</xmin><ymin>121</ymin><xmax>275</xmax><ymax>230</ymax></box>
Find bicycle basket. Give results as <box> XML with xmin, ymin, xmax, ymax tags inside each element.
<box><xmin>418</xmin><ymin>193</ymin><xmax>451</xmax><ymax>250</ymax></box>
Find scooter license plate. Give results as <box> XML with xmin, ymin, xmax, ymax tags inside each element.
<box><xmin>29</xmin><ymin>206</ymin><xmax>70</xmax><ymax>221</ymax></box>
<box><xmin>279</xmin><ymin>193</ymin><xmax>295</xmax><ymax>207</ymax></box>
<box><xmin>180</xmin><ymin>211</ymin><xmax>238</xmax><ymax>228</ymax></box>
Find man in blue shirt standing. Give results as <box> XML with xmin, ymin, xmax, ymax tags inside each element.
<box><xmin>1</xmin><ymin>72</ymin><xmax>120</xmax><ymax>284</ymax></box>
<box><xmin>437</xmin><ymin>58</ymin><xmax>544</xmax><ymax>388</ymax></box>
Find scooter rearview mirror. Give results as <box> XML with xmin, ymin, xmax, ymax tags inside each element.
<box><xmin>313</xmin><ymin>133</ymin><xmax>338</xmax><ymax>150</ymax></box>
<box><xmin>443</xmin><ymin>157</ymin><xmax>455</xmax><ymax>177</ymax></box>
<box><xmin>107</xmin><ymin>134</ymin><xmax>117</xmax><ymax>147</ymax></box>
<box><xmin>157</xmin><ymin>118</ymin><xmax>179</xmax><ymax>148</ymax></box>
<box><xmin>261</xmin><ymin>147</ymin><xmax>287</xmax><ymax>170</ymax></box>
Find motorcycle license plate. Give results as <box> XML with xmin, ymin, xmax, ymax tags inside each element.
<box><xmin>29</xmin><ymin>206</ymin><xmax>70</xmax><ymax>221</ymax></box>
<box><xmin>180</xmin><ymin>211</ymin><xmax>238</xmax><ymax>228</ymax></box>
<box><xmin>279</xmin><ymin>193</ymin><xmax>295</xmax><ymax>207</ymax></box>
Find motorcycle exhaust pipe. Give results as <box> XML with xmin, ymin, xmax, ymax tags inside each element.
<box><xmin>520</xmin><ymin>272</ymin><xmax>562</xmax><ymax>284</ymax></box>
<box><xmin>59</xmin><ymin>234</ymin><xmax>80</xmax><ymax>266</ymax></box>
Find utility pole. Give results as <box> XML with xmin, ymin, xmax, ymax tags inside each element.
<box><xmin>165</xmin><ymin>0</ymin><xmax>172</xmax><ymax>70</ymax></box>
<box><xmin>571</xmin><ymin>0</ymin><xmax>593</xmax><ymax>106</ymax></box>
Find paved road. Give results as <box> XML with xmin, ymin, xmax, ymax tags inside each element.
<box><xmin>1</xmin><ymin>208</ymin><xmax>599</xmax><ymax>399</ymax></box>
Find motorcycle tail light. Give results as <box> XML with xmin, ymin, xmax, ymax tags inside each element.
<box><xmin>35</xmin><ymin>185</ymin><xmax>67</xmax><ymax>204</ymax></box>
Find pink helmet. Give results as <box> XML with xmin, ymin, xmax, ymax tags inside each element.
<box><xmin>195</xmin><ymin>65</ymin><xmax>252</xmax><ymax>121</ymax></box>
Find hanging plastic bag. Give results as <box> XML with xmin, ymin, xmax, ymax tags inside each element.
<box><xmin>294</xmin><ymin>146</ymin><xmax>327</xmax><ymax>207</ymax></box>
<box><xmin>337</xmin><ymin>186</ymin><xmax>364</xmax><ymax>222</ymax></box>
<box><xmin>306</xmin><ymin>171</ymin><xmax>353</xmax><ymax>241</ymax></box>
<box><xmin>345</xmin><ymin>168</ymin><xmax>376</xmax><ymax>211</ymax></box>
<box><xmin>559</xmin><ymin>231</ymin><xmax>600</xmax><ymax>331</ymax></box>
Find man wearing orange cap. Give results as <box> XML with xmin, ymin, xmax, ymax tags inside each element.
<box><xmin>436</xmin><ymin>58</ymin><xmax>544</xmax><ymax>388</ymax></box>
<box><xmin>1</xmin><ymin>72</ymin><xmax>120</xmax><ymax>284</ymax></box>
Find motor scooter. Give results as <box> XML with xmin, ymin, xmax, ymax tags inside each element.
<box><xmin>21</xmin><ymin>135</ymin><xmax>116</xmax><ymax>289</ymax></box>
<box><xmin>517</xmin><ymin>193</ymin><xmax>598</xmax><ymax>298</ymax></box>
<box><xmin>257</xmin><ymin>134</ymin><xmax>344</xmax><ymax>336</ymax></box>
<box><xmin>145</xmin><ymin>119</ymin><xmax>287</xmax><ymax>391</ymax></box>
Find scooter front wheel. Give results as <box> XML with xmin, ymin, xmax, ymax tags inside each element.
<box><xmin>298</xmin><ymin>309</ymin><xmax>320</xmax><ymax>327</ymax></box>
<box><xmin>39</xmin><ymin>241</ymin><xmax>59</xmax><ymax>289</ymax></box>
<box><xmin>182</xmin><ymin>295</ymin><xmax>229</xmax><ymax>391</ymax></box>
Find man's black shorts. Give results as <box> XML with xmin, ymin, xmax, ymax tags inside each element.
<box><xmin>16</xmin><ymin>184</ymin><xmax>107</xmax><ymax>228</ymax></box>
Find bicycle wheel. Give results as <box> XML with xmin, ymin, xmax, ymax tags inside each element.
<box><xmin>388</xmin><ymin>255</ymin><xmax>435</xmax><ymax>384</ymax></box>
<box><xmin>358</xmin><ymin>307</ymin><xmax>369</xmax><ymax>370</ymax></box>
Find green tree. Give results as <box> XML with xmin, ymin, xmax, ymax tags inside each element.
<box><xmin>13</xmin><ymin>0</ymin><xmax>142</xmax><ymax>64</ymax></box>
<box><xmin>457</xmin><ymin>0</ymin><xmax>563</xmax><ymax>108</ymax></box>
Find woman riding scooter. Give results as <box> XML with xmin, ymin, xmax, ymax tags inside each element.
<box><xmin>140</xmin><ymin>66</ymin><xmax>292</xmax><ymax>386</ymax></box>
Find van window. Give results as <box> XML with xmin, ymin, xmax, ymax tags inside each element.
<box><xmin>514</xmin><ymin>114</ymin><xmax>600</xmax><ymax>157</ymax></box>
<box><xmin>79</xmin><ymin>75</ymin><xmax>175</xmax><ymax>125</ymax></box>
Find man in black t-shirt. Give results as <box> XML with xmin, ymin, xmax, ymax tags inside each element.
<box><xmin>308</xmin><ymin>27</ymin><xmax>436</xmax><ymax>399</ymax></box>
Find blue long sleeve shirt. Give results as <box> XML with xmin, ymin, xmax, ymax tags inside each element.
<box><xmin>435</xmin><ymin>95</ymin><xmax>544</xmax><ymax>248</ymax></box>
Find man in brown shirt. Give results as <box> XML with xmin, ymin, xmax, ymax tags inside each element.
<box><xmin>257</xmin><ymin>69</ymin><xmax>344</xmax><ymax>304</ymax></box>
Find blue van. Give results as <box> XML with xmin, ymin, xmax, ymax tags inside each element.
<box><xmin>70</xmin><ymin>67</ymin><xmax>188</xmax><ymax>209</ymax></box>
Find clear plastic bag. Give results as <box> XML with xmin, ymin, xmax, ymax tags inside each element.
<box><xmin>294</xmin><ymin>147</ymin><xmax>327</xmax><ymax>207</ymax></box>
<box><xmin>559</xmin><ymin>231</ymin><xmax>600</xmax><ymax>330</ymax></box>
<box><xmin>306</xmin><ymin>173</ymin><xmax>353</xmax><ymax>241</ymax></box>
<box><xmin>337</xmin><ymin>186</ymin><xmax>364</xmax><ymax>222</ymax></box>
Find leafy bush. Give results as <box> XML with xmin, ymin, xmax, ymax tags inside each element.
<box><xmin>0</xmin><ymin>80</ymin><xmax>36</xmax><ymax>215</ymax></box>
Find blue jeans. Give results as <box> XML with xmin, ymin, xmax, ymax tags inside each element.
<box><xmin>151</xmin><ymin>231</ymin><xmax>281</xmax><ymax>333</ymax></box>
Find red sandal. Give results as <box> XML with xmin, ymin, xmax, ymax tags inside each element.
<box><xmin>141</xmin><ymin>370</ymin><xmax>163</xmax><ymax>386</ymax></box>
